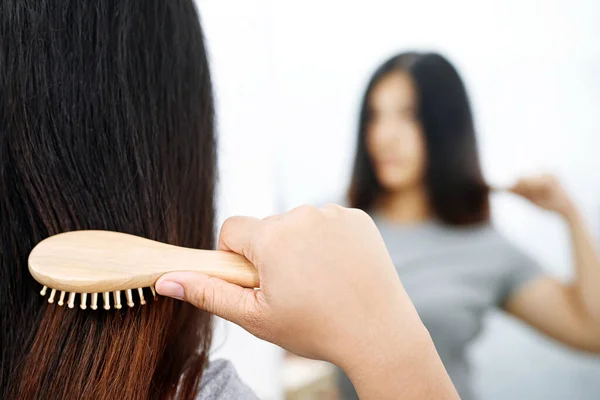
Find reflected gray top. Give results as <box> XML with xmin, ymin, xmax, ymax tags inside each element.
<box><xmin>338</xmin><ymin>218</ymin><xmax>543</xmax><ymax>400</ymax></box>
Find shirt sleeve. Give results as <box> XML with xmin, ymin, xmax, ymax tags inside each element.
<box><xmin>197</xmin><ymin>359</ymin><xmax>259</xmax><ymax>400</ymax></box>
<box><xmin>497</xmin><ymin>240</ymin><xmax>546</xmax><ymax>307</ymax></box>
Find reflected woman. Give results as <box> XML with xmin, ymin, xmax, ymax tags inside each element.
<box><xmin>338</xmin><ymin>51</ymin><xmax>600</xmax><ymax>400</ymax></box>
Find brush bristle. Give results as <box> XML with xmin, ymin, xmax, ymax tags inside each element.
<box><xmin>39</xmin><ymin>285</ymin><xmax>157</xmax><ymax>310</ymax></box>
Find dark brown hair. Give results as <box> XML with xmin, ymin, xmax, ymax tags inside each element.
<box><xmin>0</xmin><ymin>1</ymin><xmax>216</xmax><ymax>399</ymax></box>
<box><xmin>348</xmin><ymin>52</ymin><xmax>490</xmax><ymax>225</ymax></box>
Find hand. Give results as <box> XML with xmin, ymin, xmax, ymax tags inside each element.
<box><xmin>156</xmin><ymin>205</ymin><xmax>423</xmax><ymax>366</ymax></box>
<box><xmin>156</xmin><ymin>205</ymin><xmax>458</xmax><ymax>399</ymax></box>
<box><xmin>509</xmin><ymin>173</ymin><xmax>575</xmax><ymax>216</ymax></box>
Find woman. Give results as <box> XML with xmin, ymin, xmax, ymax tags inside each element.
<box><xmin>339</xmin><ymin>51</ymin><xmax>600</xmax><ymax>399</ymax></box>
<box><xmin>0</xmin><ymin>3</ymin><xmax>460</xmax><ymax>399</ymax></box>
<box><xmin>0</xmin><ymin>1</ymin><xmax>255</xmax><ymax>398</ymax></box>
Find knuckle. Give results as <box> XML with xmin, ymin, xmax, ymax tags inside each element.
<box><xmin>191</xmin><ymin>285</ymin><xmax>214</xmax><ymax>311</ymax></box>
<box><xmin>289</xmin><ymin>205</ymin><xmax>322</xmax><ymax>226</ymax></box>
<box><xmin>221</xmin><ymin>216</ymin><xmax>238</xmax><ymax>229</ymax></box>
<box><xmin>321</xmin><ymin>203</ymin><xmax>345</xmax><ymax>216</ymax></box>
<box><xmin>322</xmin><ymin>203</ymin><xmax>342</xmax><ymax>211</ymax></box>
<box><xmin>219</xmin><ymin>216</ymin><xmax>240</xmax><ymax>240</ymax></box>
<box><xmin>295</xmin><ymin>204</ymin><xmax>317</xmax><ymax>217</ymax></box>
<box><xmin>348</xmin><ymin>207</ymin><xmax>371</xmax><ymax>222</ymax></box>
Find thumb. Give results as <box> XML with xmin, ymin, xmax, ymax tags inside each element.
<box><xmin>156</xmin><ymin>271</ymin><xmax>261</xmax><ymax>327</ymax></box>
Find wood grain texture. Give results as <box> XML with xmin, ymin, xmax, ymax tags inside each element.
<box><xmin>28</xmin><ymin>231</ymin><xmax>259</xmax><ymax>292</ymax></box>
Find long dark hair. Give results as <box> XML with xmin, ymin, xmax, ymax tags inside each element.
<box><xmin>0</xmin><ymin>1</ymin><xmax>215</xmax><ymax>399</ymax></box>
<box><xmin>348</xmin><ymin>51</ymin><xmax>489</xmax><ymax>225</ymax></box>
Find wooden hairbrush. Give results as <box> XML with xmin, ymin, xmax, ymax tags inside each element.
<box><xmin>28</xmin><ymin>230</ymin><xmax>259</xmax><ymax>310</ymax></box>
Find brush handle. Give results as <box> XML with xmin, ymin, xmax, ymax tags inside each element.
<box><xmin>160</xmin><ymin>248</ymin><xmax>260</xmax><ymax>288</ymax></box>
<box><xmin>29</xmin><ymin>231</ymin><xmax>260</xmax><ymax>293</ymax></box>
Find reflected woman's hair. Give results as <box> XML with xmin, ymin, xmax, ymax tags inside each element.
<box><xmin>0</xmin><ymin>1</ymin><xmax>215</xmax><ymax>399</ymax></box>
<box><xmin>348</xmin><ymin>51</ymin><xmax>489</xmax><ymax>225</ymax></box>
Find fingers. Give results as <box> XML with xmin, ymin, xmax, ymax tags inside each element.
<box><xmin>218</xmin><ymin>216</ymin><xmax>264</xmax><ymax>261</ymax></box>
<box><xmin>156</xmin><ymin>271</ymin><xmax>262</xmax><ymax>328</ymax></box>
<box><xmin>509</xmin><ymin>181</ymin><xmax>536</xmax><ymax>198</ymax></box>
<box><xmin>507</xmin><ymin>174</ymin><xmax>563</xmax><ymax>208</ymax></box>
<box><xmin>508</xmin><ymin>179</ymin><xmax>525</xmax><ymax>194</ymax></box>
<box><xmin>511</xmin><ymin>176</ymin><xmax>549</xmax><ymax>194</ymax></box>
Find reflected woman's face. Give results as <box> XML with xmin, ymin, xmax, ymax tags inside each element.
<box><xmin>366</xmin><ymin>71</ymin><xmax>426</xmax><ymax>192</ymax></box>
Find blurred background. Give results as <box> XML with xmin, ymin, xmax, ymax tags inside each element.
<box><xmin>198</xmin><ymin>0</ymin><xmax>600</xmax><ymax>399</ymax></box>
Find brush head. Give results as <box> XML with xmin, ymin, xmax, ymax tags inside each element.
<box><xmin>29</xmin><ymin>231</ymin><xmax>166</xmax><ymax>309</ymax></box>
<box><xmin>29</xmin><ymin>230</ymin><xmax>259</xmax><ymax>310</ymax></box>
<box><xmin>29</xmin><ymin>230</ymin><xmax>168</xmax><ymax>293</ymax></box>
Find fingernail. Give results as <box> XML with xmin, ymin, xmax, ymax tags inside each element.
<box><xmin>156</xmin><ymin>281</ymin><xmax>184</xmax><ymax>300</ymax></box>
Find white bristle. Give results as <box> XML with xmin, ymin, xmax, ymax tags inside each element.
<box><xmin>48</xmin><ymin>288</ymin><xmax>57</xmax><ymax>303</ymax></box>
<box><xmin>126</xmin><ymin>289</ymin><xmax>134</xmax><ymax>307</ymax></box>
<box><xmin>58</xmin><ymin>291</ymin><xmax>66</xmax><ymax>306</ymax></box>
<box><xmin>39</xmin><ymin>287</ymin><xmax>153</xmax><ymax>310</ymax></box>
<box><xmin>114</xmin><ymin>291</ymin><xmax>122</xmax><ymax>309</ymax></box>
<box><xmin>103</xmin><ymin>292</ymin><xmax>110</xmax><ymax>310</ymax></box>
<box><xmin>67</xmin><ymin>292</ymin><xmax>76</xmax><ymax>308</ymax></box>
<box><xmin>138</xmin><ymin>288</ymin><xmax>146</xmax><ymax>305</ymax></box>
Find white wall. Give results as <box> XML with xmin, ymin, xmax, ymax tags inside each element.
<box><xmin>198</xmin><ymin>0</ymin><xmax>600</xmax><ymax>398</ymax></box>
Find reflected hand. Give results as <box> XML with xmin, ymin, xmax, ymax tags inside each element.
<box><xmin>509</xmin><ymin>173</ymin><xmax>574</xmax><ymax>216</ymax></box>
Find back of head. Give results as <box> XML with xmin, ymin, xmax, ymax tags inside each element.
<box><xmin>349</xmin><ymin>51</ymin><xmax>489</xmax><ymax>225</ymax></box>
<box><xmin>0</xmin><ymin>1</ymin><xmax>215</xmax><ymax>399</ymax></box>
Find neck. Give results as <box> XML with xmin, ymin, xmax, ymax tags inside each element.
<box><xmin>376</xmin><ymin>186</ymin><xmax>432</xmax><ymax>224</ymax></box>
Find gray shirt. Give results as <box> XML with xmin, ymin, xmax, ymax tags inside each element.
<box><xmin>338</xmin><ymin>218</ymin><xmax>543</xmax><ymax>400</ymax></box>
<box><xmin>197</xmin><ymin>359</ymin><xmax>258</xmax><ymax>400</ymax></box>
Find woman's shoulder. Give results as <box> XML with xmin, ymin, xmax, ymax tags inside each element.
<box><xmin>197</xmin><ymin>359</ymin><xmax>258</xmax><ymax>400</ymax></box>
